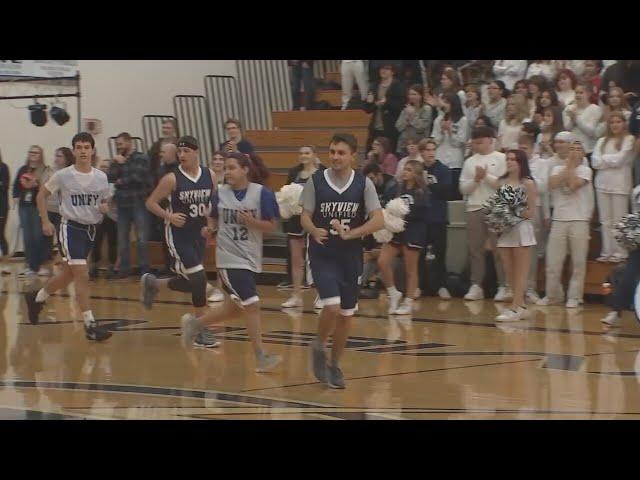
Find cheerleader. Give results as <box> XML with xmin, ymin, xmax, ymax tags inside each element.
<box><xmin>377</xmin><ymin>160</ymin><xmax>430</xmax><ymax>316</ymax></box>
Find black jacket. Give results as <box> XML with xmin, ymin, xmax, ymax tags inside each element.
<box><xmin>362</xmin><ymin>79</ymin><xmax>405</xmax><ymax>135</ymax></box>
<box><xmin>424</xmin><ymin>160</ymin><xmax>451</xmax><ymax>224</ymax></box>
<box><xmin>12</xmin><ymin>165</ymin><xmax>41</xmax><ymax>208</ymax></box>
<box><xmin>218</xmin><ymin>139</ymin><xmax>255</xmax><ymax>155</ymax></box>
<box><xmin>0</xmin><ymin>163</ymin><xmax>9</xmax><ymax>215</ymax></box>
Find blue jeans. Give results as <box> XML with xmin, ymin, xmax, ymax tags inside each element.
<box><xmin>19</xmin><ymin>204</ymin><xmax>45</xmax><ymax>272</ymax></box>
<box><xmin>613</xmin><ymin>249</ymin><xmax>640</xmax><ymax>312</ymax></box>
<box><xmin>289</xmin><ymin>64</ymin><xmax>315</xmax><ymax>110</ymax></box>
<box><xmin>117</xmin><ymin>199</ymin><xmax>149</xmax><ymax>275</ymax></box>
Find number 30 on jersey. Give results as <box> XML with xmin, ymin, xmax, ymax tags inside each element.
<box><xmin>189</xmin><ymin>203</ymin><xmax>209</xmax><ymax>218</ymax></box>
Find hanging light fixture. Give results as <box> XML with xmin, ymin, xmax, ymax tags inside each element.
<box><xmin>28</xmin><ymin>98</ymin><xmax>47</xmax><ymax>127</ymax></box>
<box><xmin>50</xmin><ymin>97</ymin><xmax>70</xmax><ymax>126</ymax></box>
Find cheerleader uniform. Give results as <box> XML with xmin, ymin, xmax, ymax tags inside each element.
<box><xmin>496</xmin><ymin>183</ymin><xmax>537</xmax><ymax>248</ymax></box>
<box><xmin>283</xmin><ymin>166</ymin><xmax>323</xmax><ymax>237</ymax></box>
<box><xmin>389</xmin><ymin>184</ymin><xmax>430</xmax><ymax>249</ymax></box>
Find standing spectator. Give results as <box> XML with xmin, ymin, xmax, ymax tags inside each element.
<box><xmin>601</xmin><ymin>60</ymin><xmax>640</xmax><ymax>101</ymax></box>
<box><xmin>555</xmin><ymin>69</ymin><xmax>578</xmax><ymax>107</ymax></box>
<box><xmin>395</xmin><ymin>84</ymin><xmax>433</xmax><ymax>154</ymax></box>
<box><xmin>537</xmin><ymin>106</ymin><xmax>565</xmax><ymax>158</ymax></box>
<box><xmin>219</xmin><ymin>118</ymin><xmax>255</xmax><ymax>155</ymax></box>
<box><xmin>554</xmin><ymin>60</ymin><xmax>585</xmax><ymax>77</ymax></box>
<box><xmin>90</xmin><ymin>158</ymin><xmax>119</xmax><ymax>280</ymax></box>
<box><xmin>597</xmin><ymin>87</ymin><xmax>632</xmax><ymax>134</ymax></box>
<box><xmin>433</xmin><ymin>92</ymin><xmax>468</xmax><ymax>199</ymax></box>
<box><xmin>394</xmin><ymin>136</ymin><xmax>422</xmax><ymax>179</ymax></box>
<box><xmin>366</xmin><ymin>137</ymin><xmax>398</xmax><ymax>176</ymax></box>
<box><xmin>629</xmin><ymin>91</ymin><xmax>640</xmax><ymax>186</ymax></box>
<box><xmin>437</xmin><ymin>67</ymin><xmax>466</xmax><ymax>106</ymax></box>
<box><xmin>341</xmin><ymin>61</ymin><xmax>368</xmax><ymax>110</ymax></box>
<box><xmin>497</xmin><ymin>93</ymin><xmax>530</xmax><ymax>151</ymax></box>
<box><xmin>12</xmin><ymin>146</ymin><xmax>52</xmax><ymax>277</ymax></box>
<box><xmin>108</xmin><ymin>132</ymin><xmax>153</xmax><ymax>279</ymax></box>
<box><xmin>591</xmin><ymin>112</ymin><xmax>635</xmax><ymax>263</ymax></box>
<box><xmin>459</xmin><ymin>126</ymin><xmax>508</xmax><ymax>301</ymax></box>
<box><xmin>581</xmin><ymin>60</ymin><xmax>603</xmax><ymax>104</ymax></box>
<box><xmin>210</xmin><ymin>150</ymin><xmax>226</xmax><ymax>184</ymax></box>
<box><xmin>563</xmin><ymin>82</ymin><xmax>603</xmax><ymax>159</ymax></box>
<box><xmin>288</xmin><ymin>60</ymin><xmax>315</xmax><ymax>111</ymax></box>
<box><xmin>527</xmin><ymin>75</ymin><xmax>550</xmax><ymax>118</ymax></box>
<box><xmin>537</xmin><ymin>141</ymin><xmax>594</xmax><ymax>308</ymax></box>
<box><xmin>463</xmin><ymin>83</ymin><xmax>484</xmax><ymax>130</ymax></box>
<box><xmin>526</xmin><ymin>61</ymin><xmax>556</xmax><ymax>82</ymax></box>
<box><xmin>363</xmin><ymin>63</ymin><xmax>405</xmax><ymax>153</ymax></box>
<box><xmin>513</xmin><ymin>79</ymin><xmax>529</xmax><ymax>97</ymax></box>
<box><xmin>493</xmin><ymin>60</ymin><xmax>528</xmax><ymax>91</ymax></box>
<box><xmin>418</xmin><ymin>138</ymin><xmax>452</xmax><ymax>299</ymax></box>
<box><xmin>368</xmin><ymin>60</ymin><xmax>403</xmax><ymax>85</ymax></box>
<box><xmin>0</xmin><ymin>149</ymin><xmax>9</xmax><ymax>265</ymax></box>
<box><xmin>148</xmin><ymin>118</ymin><xmax>178</xmax><ymax>182</ymax></box>
<box><xmin>484</xmin><ymin>80</ymin><xmax>508</xmax><ymax>129</ymax></box>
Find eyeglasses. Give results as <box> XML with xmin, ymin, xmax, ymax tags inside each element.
<box><xmin>29</xmin><ymin>151</ymin><xmax>40</xmax><ymax>155</ymax></box>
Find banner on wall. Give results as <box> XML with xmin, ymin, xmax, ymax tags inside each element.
<box><xmin>0</xmin><ymin>60</ymin><xmax>78</xmax><ymax>78</ymax></box>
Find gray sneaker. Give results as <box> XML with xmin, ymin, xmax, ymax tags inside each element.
<box><xmin>194</xmin><ymin>328</ymin><xmax>220</xmax><ymax>348</ymax></box>
<box><xmin>328</xmin><ymin>365</ymin><xmax>345</xmax><ymax>389</ymax></box>
<box><xmin>311</xmin><ymin>341</ymin><xmax>328</xmax><ymax>383</ymax></box>
<box><xmin>255</xmin><ymin>353</ymin><xmax>282</xmax><ymax>373</ymax></box>
<box><xmin>141</xmin><ymin>273</ymin><xmax>159</xmax><ymax>310</ymax></box>
<box><xmin>181</xmin><ymin>314</ymin><xmax>200</xmax><ymax>349</ymax></box>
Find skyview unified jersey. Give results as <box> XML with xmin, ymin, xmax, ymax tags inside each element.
<box><xmin>168</xmin><ymin>166</ymin><xmax>214</xmax><ymax>232</ymax></box>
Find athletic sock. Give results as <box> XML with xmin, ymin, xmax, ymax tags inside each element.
<box><xmin>35</xmin><ymin>288</ymin><xmax>50</xmax><ymax>303</ymax></box>
<box><xmin>387</xmin><ymin>286</ymin><xmax>400</xmax><ymax>297</ymax></box>
<box><xmin>82</xmin><ymin>310</ymin><xmax>95</xmax><ymax>328</ymax></box>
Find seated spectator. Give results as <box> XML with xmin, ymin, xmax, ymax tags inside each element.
<box><xmin>341</xmin><ymin>60</ymin><xmax>368</xmax><ymax>110</ymax></box>
<box><xmin>363</xmin><ymin>63</ymin><xmax>405</xmax><ymax>153</ymax></box>
<box><xmin>497</xmin><ymin>93</ymin><xmax>530</xmax><ymax>151</ymax></box>
<box><xmin>288</xmin><ymin>60</ymin><xmax>315</xmax><ymax>111</ymax></box>
<box><xmin>537</xmin><ymin>141</ymin><xmax>594</xmax><ymax>309</ymax></box>
<box><xmin>484</xmin><ymin>80</ymin><xmax>507</xmax><ymax>129</ymax></box>
<box><xmin>563</xmin><ymin>82</ymin><xmax>603</xmax><ymax>160</ymax></box>
<box><xmin>395</xmin><ymin>136</ymin><xmax>422</xmax><ymax>180</ymax></box>
<box><xmin>555</xmin><ymin>68</ymin><xmax>578</xmax><ymax>108</ymax></box>
<box><xmin>537</xmin><ymin>106</ymin><xmax>564</xmax><ymax>158</ymax></box>
<box><xmin>366</xmin><ymin>137</ymin><xmax>398</xmax><ymax>176</ymax></box>
<box><xmin>526</xmin><ymin>61</ymin><xmax>556</xmax><ymax>82</ymax></box>
<box><xmin>395</xmin><ymin>84</ymin><xmax>434</xmax><ymax>154</ymax></box>
<box><xmin>492</xmin><ymin>60</ymin><xmax>528</xmax><ymax>91</ymax></box>
<box><xmin>463</xmin><ymin>83</ymin><xmax>484</xmax><ymax>130</ymax></box>
<box><xmin>219</xmin><ymin>118</ymin><xmax>255</xmax><ymax>155</ymax></box>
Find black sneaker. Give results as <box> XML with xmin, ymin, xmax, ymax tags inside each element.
<box><xmin>84</xmin><ymin>323</ymin><xmax>112</xmax><ymax>342</ymax></box>
<box><xmin>24</xmin><ymin>291</ymin><xmax>44</xmax><ymax>325</ymax></box>
<box><xmin>193</xmin><ymin>329</ymin><xmax>220</xmax><ymax>348</ymax></box>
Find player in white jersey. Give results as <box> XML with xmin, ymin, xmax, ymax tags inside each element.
<box><xmin>181</xmin><ymin>152</ymin><xmax>283</xmax><ymax>373</ymax></box>
<box><xmin>25</xmin><ymin>133</ymin><xmax>112</xmax><ymax>341</ymax></box>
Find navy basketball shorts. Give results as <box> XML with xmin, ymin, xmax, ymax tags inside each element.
<box><xmin>309</xmin><ymin>247</ymin><xmax>363</xmax><ymax>316</ymax></box>
<box><xmin>59</xmin><ymin>219</ymin><xmax>96</xmax><ymax>265</ymax></box>
<box><xmin>218</xmin><ymin>268</ymin><xmax>259</xmax><ymax>307</ymax></box>
<box><xmin>284</xmin><ymin>215</ymin><xmax>305</xmax><ymax>238</ymax></box>
<box><xmin>391</xmin><ymin>222</ymin><xmax>427</xmax><ymax>250</ymax></box>
<box><xmin>165</xmin><ymin>226</ymin><xmax>206</xmax><ymax>278</ymax></box>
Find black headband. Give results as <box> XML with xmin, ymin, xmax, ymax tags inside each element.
<box><xmin>178</xmin><ymin>140</ymin><xmax>198</xmax><ymax>150</ymax></box>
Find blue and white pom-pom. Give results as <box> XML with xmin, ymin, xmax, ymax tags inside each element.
<box><xmin>373</xmin><ymin>197</ymin><xmax>409</xmax><ymax>243</ymax></box>
<box><xmin>275</xmin><ymin>183</ymin><xmax>304</xmax><ymax>220</ymax></box>
<box><xmin>614</xmin><ymin>212</ymin><xmax>640</xmax><ymax>251</ymax></box>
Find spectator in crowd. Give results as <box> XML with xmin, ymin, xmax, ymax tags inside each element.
<box><xmin>210</xmin><ymin>150</ymin><xmax>226</xmax><ymax>185</ymax></box>
<box><xmin>538</xmin><ymin>141</ymin><xmax>594</xmax><ymax>308</ymax></box>
<box><xmin>535</xmin><ymin>88</ymin><xmax>560</xmax><ymax>120</ymax></box>
<box><xmin>463</xmin><ymin>83</ymin><xmax>484</xmax><ymax>130</ymax></box>
<box><xmin>0</xmin><ymin>149</ymin><xmax>9</xmax><ymax>265</ymax></box>
<box><xmin>108</xmin><ymin>132</ymin><xmax>153</xmax><ymax>279</ymax></box>
<box><xmin>600</xmin><ymin>86</ymin><xmax>632</xmax><ymax>125</ymax></box>
<box><xmin>555</xmin><ymin>60</ymin><xmax>585</xmax><ymax>77</ymax></box>
<box><xmin>537</xmin><ymin>106</ymin><xmax>565</xmax><ymax>158</ymax></box>
<box><xmin>90</xmin><ymin>158</ymin><xmax>118</xmax><ymax>280</ymax></box>
<box><xmin>582</xmin><ymin>60</ymin><xmax>603</xmax><ymax>104</ymax></box>
<box><xmin>492</xmin><ymin>60</ymin><xmax>528</xmax><ymax>91</ymax></box>
<box><xmin>395</xmin><ymin>136</ymin><xmax>422</xmax><ymax>180</ymax></box>
<box><xmin>246</xmin><ymin>152</ymin><xmax>271</xmax><ymax>185</ymax></box>
<box><xmin>219</xmin><ymin>118</ymin><xmax>255</xmax><ymax>155</ymax></box>
<box><xmin>526</xmin><ymin>61</ymin><xmax>556</xmax><ymax>82</ymax></box>
<box><xmin>437</xmin><ymin>67</ymin><xmax>466</xmax><ymax>106</ymax></box>
<box><xmin>630</xmin><ymin>93</ymin><xmax>640</xmax><ymax>186</ymax></box>
<box><xmin>12</xmin><ymin>145</ymin><xmax>51</xmax><ymax>278</ymax></box>
<box><xmin>563</xmin><ymin>82</ymin><xmax>603</xmax><ymax>159</ymax></box>
<box><xmin>591</xmin><ymin>112</ymin><xmax>635</xmax><ymax>263</ymax></box>
<box><xmin>513</xmin><ymin>79</ymin><xmax>529</xmax><ymax>97</ymax></box>
<box><xmin>459</xmin><ymin>126</ymin><xmax>508</xmax><ymax>301</ymax></box>
<box><xmin>395</xmin><ymin>84</ymin><xmax>433</xmax><ymax>154</ymax></box>
<box><xmin>497</xmin><ymin>93</ymin><xmax>530</xmax><ymax>151</ymax></box>
<box><xmin>148</xmin><ymin>118</ymin><xmax>178</xmax><ymax>182</ymax></box>
<box><xmin>368</xmin><ymin>60</ymin><xmax>404</xmax><ymax>85</ymax></box>
<box><xmin>484</xmin><ymin>80</ymin><xmax>507</xmax><ymax>129</ymax></box>
<box><xmin>527</xmin><ymin>75</ymin><xmax>549</xmax><ymax>118</ymax></box>
<box><xmin>423</xmin><ymin>86</ymin><xmax>440</xmax><ymax>122</ymax></box>
<box><xmin>433</xmin><ymin>92</ymin><xmax>468</xmax><ymax>199</ymax></box>
<box><xmin>489</xmin><ymin>149</ymin><xmax>538</xmax><ymax>321</ymax></box>
<box><xmin>43</xmin><ymin>147</ymin><xmax>74</xmax><ymax>272</ymax></box>
<box><xmin>367</xmin><ymin>137</ymin><xmax>399</xmax><ymax>176</ymax></box>
<box><xmin>341</xmin><ymin>61</ymin><xmax>368</xmax><ymax>110</ymax></box>
<box><xmin>363</xmin><ymin>63</ymin><xmax>405</xmax><ymax>153</ymax></box>
<box><xmin>378</xmin><ymin>160</ymin><xmax>430</xmax><ymax>316</ymax></box>
<box><xmin>418</xmin><ymin>138</ymin><xmax>452</xmax><ymax>299</ymax></box>
<box><xmin>555</xmin><ymin>69</ymin><xmax>578</xmax><ymax>107</ymax></box>
<box><xmin>601</xmin><ymin>60</ymin><xmax>640</xmax><ymax>101</ymax></box>
<box><xmin>288</xmin><ymin>60</ymin><xmax>315</xmax><ymax>111</ymax></box>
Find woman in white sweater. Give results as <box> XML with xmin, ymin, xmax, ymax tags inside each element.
<box><xmin>554</xmin><ymin>68</ymin><xmax>577</xmax><ymax>107</ymax></box>
<box><xmin>562</xmin><ymin>82</ymin><xmax>602</xmax><ymax>157</ymax></box>
<box><xmin>591</xmin><ymin>112</ymin><xmax>635</xmax><ymax>263</ymax></box>
<box><xmin>497</xmin><ymin>93</ymin><xmax>530</xmax><ymax>151</ymax></box>
<box><xmin>596</xmin><ymin>87</ymin><xmax>632</xmax><ymax>137</ymax></box>
<box><xmin>395</xmin><ymin>84</ymin><xmax>434</xmax><ymax>154</ymax></box>
<box><xmin>433</xmin><ymin>92</ymin><xmax>468</xmax><ymax>198</ymax></box>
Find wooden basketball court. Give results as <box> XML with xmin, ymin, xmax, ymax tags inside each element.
<box><xmin>0</xmin><ymin>263</ymin><xmax>639</xmax><ymax>420</ymax></box>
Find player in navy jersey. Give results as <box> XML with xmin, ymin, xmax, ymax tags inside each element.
<box><xmin>142</xmin><ymin>136</ymin><xmax>219</xmax><ymax>348</ymax></box>
<box><xmin>181</xmin><ymin>152</ymin><xmax>283</xmax><ymax>373</ymax></box>
<box><xmin>300</xmin><ymin>133</ymin><xmax>384</xmax><ymax>389</ymax></box>
<box><xmin>377</xmin><ymin>160</ymin><xmax>430</xmax><ymax>317</ymax></box>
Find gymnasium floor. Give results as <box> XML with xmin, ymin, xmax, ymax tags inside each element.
<box><xmin>0</xmin><ymin>263</ymin><xmax>639</xmax><ymax>420</ymax></box>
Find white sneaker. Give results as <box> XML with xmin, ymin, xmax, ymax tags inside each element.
<box><xmin>536</xmin><ymin>296</ymin><xmax>563</xmax><ymax>306</ymax></box>
<box><xmin>207</xmin><ymin>288</ymin><xmax>224</xmax><ymax>303</ymax></box>
<box><xmin>313</xmin><ymin>296</ymin><xmax>322</xmax><ymax>311</ymax></box>
<box><xmin>494</xmin><ymin>286</ymin><xmax>512</xmax><ymax>302</ymax></box>
<box><xmin>565</xmin><ymin>299</ymin><xmax>580</xmax><ymax>309</ymax></box>
<box><xmin>438</xmin><ymin>287</ymin><xmax>452</xmax><ymax>300</ymax></box>
<box><xmin>37</xmin><ymin>267</ymin><xmax>51</xmax><ymax>277</ymax></box>
<box><xmin>516</xmin><ymin>305</ymin><xmax>531</xmax><ymax>319</ymax></box>
<box><xmin>387</xmin><ymin>290</ymin><xmax>403</xmax><ymax>315</ymax></box>
<box><xmin>495</xmin><ymin>308</ymin><xmax>517</xmax><ymax>322</ymax></box>
<box><xmin>464</xmin><ymin>284</ymin><xmax>484</xmax><ymax>301</ymax></box>
<box><xmin>393</xmin><ymin>299</ymin><xmax>413</xmax><ymax>316</ymax></box>
<box><xmin>600</xmin><ymin>311</ymin><xmax>621</xmax><ymax>326</ymax></box>
<box><xmin>526</xmin><ymin>289</ymin><xmax>541</xmax><ymax>303</ymax></box>
<box><xmin>414</xmin><ymin>288</ymin><xmax>422</xmax><ymax>298</ymax></box>
<box><xmin>596</xmin><ymin>255</ymin><xmax>610</xmax><ymax>263</ymax></box>
<box><xmin>281</xmin><ymin>295</ymin><xmax>303</xmax><ymax>308</ymax></box>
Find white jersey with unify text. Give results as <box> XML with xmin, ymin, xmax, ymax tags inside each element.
<box><xmin>45</xmin><ymin>166</ymin><xmax>111</xmax><ymax>225</ymax></box>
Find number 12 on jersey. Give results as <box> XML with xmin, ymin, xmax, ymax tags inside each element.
<box><xmin>232</xmin><ymin>226</ymin><xmax>249</xmax><ymax>241</ymax></box>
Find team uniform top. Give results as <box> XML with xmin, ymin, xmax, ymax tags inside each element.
<box><xmin>211</xmin><ymin>182</ymin><xmax>279</xmax><ymax>273</ymax></box>
<box><xmin>387</xmin><ymin>183</ymin><xmax>430</xmax><ymax>249</ymax></box>
<box><xmin>167</xmin><ymin>165</ymin><xmax>214</xmax><ymax>232</ymax></box>
<box><xmin>44</xmin><ymin>166</ymin><xmax>110</xmax><ymax>225</ymax></box>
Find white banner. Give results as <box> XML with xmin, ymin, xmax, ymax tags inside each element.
<box><xmin>0</xmin><ymin>60</ymin><xmax>78</xmax><ymax>78</ymax></box>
